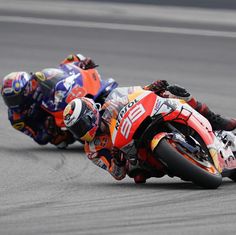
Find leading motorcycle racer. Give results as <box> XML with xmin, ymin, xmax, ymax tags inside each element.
<box><xmin>63</xmin><ymin>80</ymin><xmax>236</xmax><ymax>183</ymax></box>
<box><xmin>1</xmin><ymin>53</ymin><xmax>97</xmax><ymax>148</ymax></box>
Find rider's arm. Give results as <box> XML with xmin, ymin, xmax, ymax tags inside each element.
<box><xmin>144</xmin><ymin>80</ymin><xmax>197</xmax><ymax>107</ymax></box>
<box><xmin>60</xmin><ymin>53</ymin><xmax>97</xmax><ymax>70</ymax></box>
<box><xmin>8</xmin><ymin>109</ymin><xmax>51</xmax><ymax>145</ymax></box>
<box><xmin>44</xmin><ymin>116</ymin><xmax>75</xmax><ymax>148</ymax></box>
<box><xmin>84</xmin><ymin>135</ymin><xmax>126</xmax><ymax>180</ymax></box>
<box><xmin>143</xmin><ymin>80</ymin><xmax>169</xmax><ymax>95</ymax></box>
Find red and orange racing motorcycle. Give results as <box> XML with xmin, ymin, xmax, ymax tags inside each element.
<box><xmin>107</xmin><ymin>87</ymin><xmax>236</xmax><ymax>188</ymax></box>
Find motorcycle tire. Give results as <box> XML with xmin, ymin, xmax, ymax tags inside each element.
<box><xmin>153</xmin><ymin>139</ymin><xmax>222</xmax><ymax>189</ymax></box>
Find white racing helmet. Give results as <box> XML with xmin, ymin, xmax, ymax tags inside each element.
<box><xmin>63</xmin><ymin>97</ymin><xmax>100</xmax><ymax>142</ymax></box>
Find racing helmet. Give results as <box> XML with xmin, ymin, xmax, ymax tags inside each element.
<box><xmin>1</xmin><ymin>72</ymin><xmax>31</xmax><ymax>111</ymax></box>
<box><xmin>63</xmin><ymin>97</ymin><xmax>100</xmax><ymax>142</ymax></box>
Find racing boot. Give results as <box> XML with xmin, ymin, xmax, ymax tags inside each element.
<box><xmin>194</xmin><ymin>101</ymin><xmax>236</xmax><ymax>131</ymax></box>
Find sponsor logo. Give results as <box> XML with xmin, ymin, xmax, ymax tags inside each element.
<box><xmin>63</xmin><ymin>103</ymin><xmax>76</xmax><ymax>125</ymax></box>
<box><xmin>115</xmin><ymin>99</ymin><xmax>138</xmax><ymax>130</ymax></box>
<box><xmin>117</xmin><ymin>103</ymin><xmax>146</xmax><ymax>139</ymax></box>
<box><xmin>13</xmin><ymin>122</ymin><xmax>25</xmax><ymax>130</ymax></box>
<box><xmin>14</xmin><ymin>82</ymin><xmax>21</xmax><ymax>93</ymax></box>
<box><xmin>35</xmin><ymin>72</ymin><xmax>46</xmax><ymax>81</ymax></box>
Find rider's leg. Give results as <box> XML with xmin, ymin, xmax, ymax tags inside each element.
<box><xmin>188</xmin><ymin>98</ymin><xmax>236</xmax><ymax>131</ymax></box>
<box><xmin>162</xmin><ymin>84</ymin><xmax>236</xmax><ymax>131</ymax></box>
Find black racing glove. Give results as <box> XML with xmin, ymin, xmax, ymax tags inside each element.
<box><xmin>144</xmin><ymin>80</ymin><xmax>169</xmax><ymax>94</ymax></box>
<box><xmin>79</xmin><ymin>58</ymin><xmax>98</xmax><ymax>70</ymax></box>
<box><xmin>167</xmin><ymin>85</ymin><xmax>190</xmax><ymax>98</ymax></box>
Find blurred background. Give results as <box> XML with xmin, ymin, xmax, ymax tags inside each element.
<box><xmin>0</xmin><ymin>1</ymin><xmax>236</xmax><ymax>234</ymax></box>
<box><xmin>1</xmin><ymin>0</ymin><xmax>236</xmax><ymax>113</ymax></box>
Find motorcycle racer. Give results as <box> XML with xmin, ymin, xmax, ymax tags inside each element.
<box><xmin>1</xmin><ymin>53</ymin><xmax>97</xmax><ymax>148</ymax></box>
<box><xmin>63</xmin><ymin>80</ymin><xmax>236</xmax><ymax>182</ymax></box>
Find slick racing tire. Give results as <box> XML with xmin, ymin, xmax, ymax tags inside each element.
<box><xmin>154</xmin><ymin>139</ymin><xmax>222</xmax><ymax>189</ymax></box>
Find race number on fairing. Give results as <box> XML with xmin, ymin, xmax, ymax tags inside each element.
<box><xmin>120</xmin><ymin>104</ymin><xmax>145</xmax><ymax>139</ymax></box>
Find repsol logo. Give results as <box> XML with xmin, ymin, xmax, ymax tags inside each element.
<box><xmin>115</xmin><ymin>99</ymin><xmax>138</xmax><ymax>130</ymax></box>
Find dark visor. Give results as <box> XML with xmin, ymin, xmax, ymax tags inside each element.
<box><xmin>67</xmin><ymin>102</ymin><xmax>96</xmax><ymax>139</ymax></box>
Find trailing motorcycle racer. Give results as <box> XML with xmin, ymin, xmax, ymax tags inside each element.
<box><xmin>63</xmin><ymin>80</ymin><xmax>236</xmax><ymax>183</ymax></box>
<box><xmin>0</xmin><ymin>53</ymin><xmax>102</xmax><ymax>148</ymax></box>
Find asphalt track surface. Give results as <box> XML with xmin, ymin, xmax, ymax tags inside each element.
<box><xmin>0</xmin><ymin>1</ymin><xmax>236</xmax><ymax>234</ymax></box>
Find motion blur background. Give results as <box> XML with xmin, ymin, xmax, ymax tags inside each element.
<box><xmin>0</xmin><ymin>1</ymin><xmax>236</xmax><ymax>234</ymax></box>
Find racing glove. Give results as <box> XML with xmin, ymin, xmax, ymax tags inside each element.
<box><xmin>164</xmin><ymin>84</ymin><xmax>192</xmax><ymax>101</ymax></box>
<box><xmin>78</xmin><ymin>58</ymin><xmax>98</xmax><ymax>70</ymax></box>
<box><xmin>144</xmin><ymin>80</ymin><xmax>169</xmax><ymax>94</ymax></box>
<box><xmin>167</xmin><ymin>85</ymin><xmax>191</xmax><ymax>98</ymax></box>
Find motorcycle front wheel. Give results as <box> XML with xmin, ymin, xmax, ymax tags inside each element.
<box><xmin>153</xmin><ymin>139</ymin><xmax>222</xmax><ymax>189</ymax></box>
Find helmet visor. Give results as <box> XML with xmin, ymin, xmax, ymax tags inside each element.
<box><xmin>66</xmin><ymin>100</ymin><xmax>98</xmax><ymax>140</ymax></box>
<box><xmin>68</xmin><ymin>111</ymin><xmax>96</xmax><ymax>139</ymax></box>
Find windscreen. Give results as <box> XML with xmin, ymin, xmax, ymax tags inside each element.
<box><xmin>102</xmin><ymin>86</ymin><xmax>143</xmax><ymax>126</ymax></box>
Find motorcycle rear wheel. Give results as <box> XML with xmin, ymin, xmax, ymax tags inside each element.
<box><xmin>154</xmin><ymin>139</ymin><xmax>222</xmax><ymax>189</ymax></box>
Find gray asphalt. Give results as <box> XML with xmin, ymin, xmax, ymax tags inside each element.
<box><xmin>0</xmin><ymin>1</ymin><xmax>236</xmax><ymax>234</ymax></box>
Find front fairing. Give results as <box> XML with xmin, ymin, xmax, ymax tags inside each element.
<box><xmin>102</xmin><ymin>86</ymin><xmax>144</xmax><ymax>127</ymax></box>
<box><xmin>105</xmin><ymin>87</ymin><xmax>158</xmax><ymax>148</ymax></box>
<box><xmin>93</xmin><ymin>78</ymin><xmax>118</xmax><ymax>101</ymax></box>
